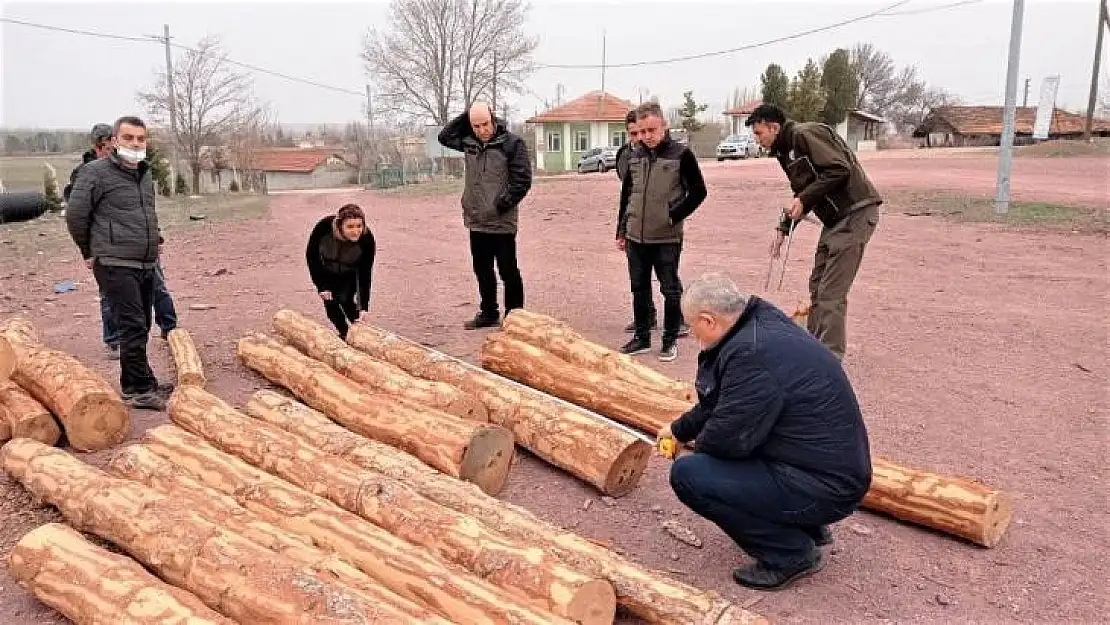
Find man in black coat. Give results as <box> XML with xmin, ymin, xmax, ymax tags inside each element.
<box><xmin>658</xmin><ymin>273</ymin><xmax>872</xmax><ymax>590</ymax></box>
<box><xmin>438</xmin><ymin>102</ymin><xmax>533</xmax><ymax>329</ymax></box>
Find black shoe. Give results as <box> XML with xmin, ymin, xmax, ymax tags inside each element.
<box><xmin>105</xmin><ymin>343</ymin><xmax>120</xmax><ymax>361</ymax></box>
<box><xmin>464</xmin><ymin>313</ymin><xmax>501</xmax><ymax>330</ymax></box>
<box><xmin>732</xmin><ymin>551</ymin><xmax>827</xmax><ymax>591</ymax></box>
<box><xmin>122</xmin><ymin>381</ymin><xmax>174</xmax><ymax>402</ymax></box>
<box><xmin>677</xmin><ymin>323</ymin><xmax>691</xmax><ymax>338</ymax></box>
<box><xmin>159</xmin><ymin>328</ymin><xmax>175</xmax><ymax>340</ymax></box>
<box><xmin>125</xmin><ymin>391</ymin><xmax>167</xmax><ymax>411</ymax></box>
<box><xmin>623</xmin><ymin>318</ymin><xmax>659</xmax><ymax>334</ymax></box>
<box><xmin>806</xmin><ymin>525</ymin><xmax>834</xmax><ymax>547</ymax></box>
<box><xmin>620</xmin><ymin>336</ymin><xmax>651</xmax><ymax>355</ymax></box>
<box><xmin>658</xmin><ymin>339</ymin><xmax>678</xmax><ymax>362</ymax></box>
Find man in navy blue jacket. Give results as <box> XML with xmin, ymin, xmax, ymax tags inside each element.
<box><xmin>658</xmin><ymin>273</ymin><xmax>872</xmax><ymax>590</ymax></box>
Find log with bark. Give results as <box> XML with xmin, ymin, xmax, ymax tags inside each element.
<box><xmin>0</xmin><ymin>382</ymin><xmax>61</xmax><ymax>446</ymax></box>
<box><xmin>237</xmin><ymin>333</ymin><xmax>513</xmax><ymax>495</ymax></box>
<box><xmin>480</xmin><ymin>332</ymin><xmax>691</xmax><ymax>435</ymax></box>
<box><xmin>166</xmin><ymin>328</ymin><xmax>206</xmax><ymax>387</ymax></box>
<box><xmin>0</xmin><ymin>319</ymin><xmax>128</xmax><ymax>451</ymax></box>
<box><xmin>9</xmin><ymin>522</ymin><xmax>236</xmax><ymax>625</ymax></box>
<box><xmin>494</xmin><ymin>311</ymin><xmax>1016</xmax><ymax>548</ymax></box>
<box><xmin>107</xmin><ymin>442</ymin><xmax>570</xmax><ymax>625</ymax></box>
<box><xmin>500</xmin><ymin>309</ymin><xmax>695</xmax><ymax>402</ymax></box>
<box><xmin>0</xmin><ymin>438</ymin><xmax>442</xmax><ymax>624</ymax></box>
<box><xmin>245</xmin><ymin>392</ymin><xmax>767</xmax><ymax>625</ymax></box>
<box><xmin>272</xmin><ymin>309</ymin><xmax>487</xmax><ymax>421</ymax></box>
<box><xmin>345</xmin><ymin>324</ymin><xmax>651</xmax><ymax>497</ymax></box>
<box><xmin>168</xmin><ymin>385</ymin><xmax>617</xmax><ymax>625</ymax></box>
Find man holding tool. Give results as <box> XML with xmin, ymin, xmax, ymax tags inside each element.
<box><xmin>746</xmin><ymin>103</ymin><xmax>882</xmax><ymax>360</ymax></box>
<box><xmin>656</xmin><ymin>273</ymin><xmax>872</xmax><ymax>590</ymax></box>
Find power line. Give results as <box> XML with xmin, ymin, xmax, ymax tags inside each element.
<box><xmin>534</xmin><ymin>0</ymin><xmax>915</xmax><ymax>70</ymax></box>
<box><xmin>880</xmin><ymin>0</ymin><xmax>985</xmax><ymax>17</ymax></box>
<box><xmin>0</xmin><ymin>16</ymin><xmax>150</xmax><ymax>42</ymax></box>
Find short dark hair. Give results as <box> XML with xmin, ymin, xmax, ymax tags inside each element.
<box><xmin>90</xmin><ymin>123</ymin><xmax>113</xmax><ymax>145</ymax></box>
<box><xmin>634</xmin><ymin>102</ymin><xmax>665</xmax><ymax>121</ymax></box>
<box><xmin>744</xmin><ymin>104</ymin><xmax>787</xmax><ymax>127</ymax></box>
<box><xmin>113</xmin><ymin>116</ymin><xmax>146</xmax><ymax>136</ymax></box>
<box><xmin>624</xmin><ymin>109</ymin><xmax>637</xmax><ymax>126</ymax></box>
<box><xmin>336</xmin><ymin>203</ymin><xmax>365</xmax><ymax>224</ymax></box>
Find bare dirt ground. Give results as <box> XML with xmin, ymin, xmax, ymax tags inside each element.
<box><xmin>0</xmin><ymin>152</ymin><xmax>1105</xmax><ymax>624</ymax></box>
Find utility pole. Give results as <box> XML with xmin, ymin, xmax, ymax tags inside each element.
<box><xmin>1084</xmin><ymin>0</ymin><xmax>1108</xmax><ymax>140</ymax></box>
<box><xmin>995</xmin><ymin>0</ymin><xmax>1025</xmax><ymax>215</ymax></box>
<box><xmin>162</xmin><ymin>24</ymin><xmax>180</xmax><ymax>196</ymax></box>
<box><xmin>599</xmin><ymin>30</ymin><xmax>607</xmax><ymax>118</ymax></box>
<box><xmin>1022</xmin><ymin>78</ymin><xmax>1030</xmax><ymax>107</ymax></box>
<box><xmin>365</xmin><ymin>84</ymin><xmax>374</xmax><ymax>178</ymax></box>
<box><xmin>492</xmin><ymin>51</ymin><xmax>498</xmax><ymax>115</ymax></box>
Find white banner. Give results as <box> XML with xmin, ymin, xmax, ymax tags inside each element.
<box><xmin>1032</xmin><ymin>75</ymin><xmax>1061</xmax><ymax>140</ymax></box>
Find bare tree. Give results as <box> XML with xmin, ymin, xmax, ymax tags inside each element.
<box><xmin>730</xmin><ymin>85</ymin><xmax>761</xmax><ymax>109</ymax></box>
<box><xmin>225</xmin><ymin>105</ymin><xmax>271</xmax><ymax>192</ymax></box>
<box><xmin>888</xmin><ymin>84</ymin><xmax>960</xmax><ymax>133</ymax></box>
<box><xmin>361</xmin><ymin>0</ymin><xmax>538</xmax><ymax>123</ymax></box>
<box><xmin>138</xmin><ymin>36</ymin><xmax>265</xmax><ymax>193</ymax></box>
<box><xmin>1099</xmin><ymin>71</ymin><xmax>1110</xmax><ymax>117</ymax></box>
<box><xmin>851</xmin><ymin>43</ymin><xmax>901</xmax><ymax>113</ymax></box>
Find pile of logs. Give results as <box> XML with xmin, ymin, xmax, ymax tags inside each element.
<box><xmin>479</xmin><ymin>309</ymin><xmax>1015</xmax><ymax>549</ymax></box>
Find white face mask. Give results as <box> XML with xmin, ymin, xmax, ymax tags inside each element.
<box><xmin>117</xmin><ymin>146</ymin><xmax>146</xmax><ymax>163</ymax></box>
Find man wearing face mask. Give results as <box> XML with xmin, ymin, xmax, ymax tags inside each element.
<box><xmin>658</xmin><ymin>273</ymin><xmax>871</xmax><ymax>591</ymax></box>
<box><xmin>67</xmin><ymin>116</ymin><xmax>172</xmax><ymax>411</ymax></box>
<box><xmin>438</xmin><ymin>102</ymin><xmax>533</xmax><ymax>330</ymax></box>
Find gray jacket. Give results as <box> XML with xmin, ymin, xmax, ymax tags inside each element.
<box><xmin>438</xmin><ymin>113</ymin><xmax>533</xmax><ymax>234</ymax></box>
<box><xmin>617</xmin><ymin>137</ymin><xmax>707</xmax><ymax>244</ymax></box>
<box><xmin>66</xmin><ymin>153</ymin><xmax>160</xmax><ymax>267</ymax></box>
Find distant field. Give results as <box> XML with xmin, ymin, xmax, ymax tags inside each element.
<box><xmin>0</xmin><ymin>154</ymin><xmax>81</xmax><ymax>193</ymax></box>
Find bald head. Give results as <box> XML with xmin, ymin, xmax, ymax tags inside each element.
<box><xmin>469</xmin><ymin>102</ymin><xmax>495</xmax><ymax>142</ymax></box>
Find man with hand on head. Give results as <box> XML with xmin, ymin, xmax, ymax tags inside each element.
<box><xmin>746</xmin><ymin>103</ymin><xmax>882</xmax><ymax>360</ymax></box>
<box><xmin>658</xmin><ymin>273</ymin><xmax>871</xmax><ymax>591</ymax></box>
<box><xmin>438</xmin><ymin>102</ymin><xmax>533</xmax><ymax>330</ymax></box>
<box><xmin>66</xmin><ymin>116</ymin><xmax>173</xmax><ymax>411</ymax></box>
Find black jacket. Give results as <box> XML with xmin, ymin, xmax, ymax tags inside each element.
<box><xmin>670</xmin><ymin>296</ymin><xmax>872</xmax><ymax>502</ymax></box>
<box><xmin>617</xmin><ymin>137</ymin><xmax>706</xmax><ymax>244</ymax></box>
<box><xmin>66</xmin><ymin>153</ymin><xmax>160</xmax><ymax>267</ymax></box>
<box><xmin>62</xmin><ymin>150</ymin><xmax>97</xmax><ymax>202</ymax></box>
<box><xmin>306</xmin><ymin>216</ymin><xmax>376</xmax><ymax>311</ymax></box>
<box><xmin>615</xmin><ymin>142</ymin><xmax>633</xmax><ymax>181</ymax></box>
<box><xmin>438</xmin><ymin>113</ymin><xmax>532</xmax><ymax>234</ymax></box>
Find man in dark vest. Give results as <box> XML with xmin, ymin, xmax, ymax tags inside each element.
<box><xmin>439</xmin><ymin>102</ymin><xmax>533</xmax><ymax>329</ymax></box>
<box><xmin>616</xmin><ymin>102</ymin><xmax>706</xmax><ymax>361</ymax></box>
<box><xmin>747</xmin><ymin>103</ymin><xmax>882</xmax><ymax>360</ymax></box>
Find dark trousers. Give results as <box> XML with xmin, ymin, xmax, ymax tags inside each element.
<box><xmin>93</xmin><ymin>263</ymin><xmax>158</xmax><ymax>395</ymax></box>
<box><xmin>626</xmin><ymin>241</ymin><xmax>682</xmax><ymax>341</ymax></box>
<box><xmin>469</xmin><ymin>231</ymin><xmax>523</xmax><ymax>317</ymax></box>
<box><xmin>808</xmin><ymin>204</ymin><xmax>880</xmax><ymax>359</ymax></box>
<box><xmin>322</xmin><ymin>273</ymin><xmax>360</xmax><ymax>339</ymax></box>
<box><xmin>670</xmin><ymin>453</ymin><xmax>859</xmax><ymax>570</ymax></box>
<box><xmin>100</xmin><ymin>258</ymin><xmax>177</xmax><ymax>345</ymax></box>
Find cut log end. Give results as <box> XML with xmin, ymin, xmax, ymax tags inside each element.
<box><xmin>602</xmin><ymin>439</ymin><xmax>652</xmax><ymax>497</ymax></box>
<box><xmin>982</xmin><ymin>491</ymin><xmax>1015</xmax><ymax>548</ymax></box>
<box><xmin>566</xmin><ymin>579</ymin><xmax>618</xmax><ymax>625</ymax></box>
<box><xmin>68</xmin><ymin>394</ymin><xmax>131</xmax><ymax>451</ymax></box>
<box><xmin>459</xmin><ymin>426</ymin><xmax>516</xmax><ymax>496</ymax></box>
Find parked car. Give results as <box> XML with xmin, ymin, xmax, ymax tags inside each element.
<box><xmin>716</xmin><ymin>134</ymin><xmax>760</xmax><ymax>161</ymax></box>
<box><xmin>577</xmin><ymin>146</ymin><xmax>618</xmax><ymax>173</ymax></box>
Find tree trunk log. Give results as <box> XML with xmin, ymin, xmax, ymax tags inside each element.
<box><xmin>500</xmin><ymin>310</ymin><xmax>695</xmax><ymax>402</ymax></box>
<box><xmin>0</xmin><ymin>382</ymin><xmax>61</xmax><ymax>446</ymax></box>
<box><xmin>237</xmin><ymin>333</ymin><xmax>513</xmax><ymax>495</ymax></box>
<box><xmin>480</xmin><ymin>332</ymin><xmax>690</xmax><ymax>436</ymax></box>
<box><xmin>9</xmin><ymin>522</ymin><xmax>235</xmax><ymax>625</ymax></box>
<box><xmin>108</xmin><ymin>442</ymin><xmax>566</xmax><ymax>625</ymax></box>
<box><xmin>865</xmin><ymin>457</ymin><xmax>1014</xmax><ymax>548</ymax></box>
<box><xmin>0</xmin><ymin>335</ymin><xmax>14</xmax><ymax>382</ymax></box>
<box><xmin>495</xmin><ymin>312</ymin><xmax>1015</xmax><ymax>548</ymax></box>
<box><xmin>168</xmin><ymin>386</ymin><xmax>616</xmax><ymax>625</ymax></box>
<box><xmin>345</xmin><ymin>324</ymin><xmax>651</xmax><ymax>497</ymax></box>
<box><xmin>0</xmin><ymin>439</ymin><xmax>439</xmax><ymax>624</ymax></box>
<box><xmin>272</xmin><ymin>309</ymin><xmax>487</xmax><ymax>422</ymax></box>
<box><xmin>0</xmin><ymin>320</ymin><xmax>128</xmax><ymax>451</ymax></box>
<box><xmin>244</xmin><ymin>392</ymin><xmax>766</xmax><ymax>625</ymax></box>
<box><xmin>166</xmin><ymin>329</ymin><xmax>206</xmax><ymax>387</ymax></box>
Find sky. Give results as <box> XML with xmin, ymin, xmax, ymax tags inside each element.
<box><xmin>0</xmin><ymin>0</ymin><xmax>1104</xmax><ymax>129</ymax></box>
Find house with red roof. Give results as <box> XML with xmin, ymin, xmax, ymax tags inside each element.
<box><xmin>525</xmin><ymin>91</ymin><xmax>636</xmax><ymax>173</ymax></box>
<box><xmin>199</xmin><ymin>147</ymin><xmax>357</xmax><ymax>193</ymax></box>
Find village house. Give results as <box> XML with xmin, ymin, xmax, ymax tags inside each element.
<box><xmin>913</xmin><ymin>106</ymin><xmax>1110</xmax><ymax>147</ymax></box>
<box><xmin>724</xmin><ymin>100</ymin><xmax>886</xmax><ymax>151</ymax></box>
<box><xmin>198</xmin><ymin>147</ymin><xmax>358</xmax><ymax>194</ymax></box>
<box><xmin>526</xmin><ymin>91</ymin><xmax>635</xmax><ymax>174</ymax></box>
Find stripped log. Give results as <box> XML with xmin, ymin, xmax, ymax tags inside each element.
<box><xmin>500</xmin><ymin>309</ymin><xmax>695</xmax><ymax>401</ymax></box>
<box><xmin>169</xmin><ymin>385</ymin><xmax>616</xmax><ymax>625</ymax></box>
<box><xmin>237</xmin><ymin>333</ymin><xmax>513</xmax><ymax>495</ymax></box>
<box><xmin>0</xmin><ymin>382</ymin><xmax>60</xmax><ymax>446</ymax></box>
<box><xmin>0</xmin><ymin>439</ymin><xmax>439</xmax><ymax>624</ymax></box>
<box><xmin>107</xmin><ymin>443</ymin><xmax>568</xmax><ymax>625</ymax></box>
<box><xmin>0</xmin><ymin>319</ymin><xmax>128</xmax><ymax>451</ymax></box>
<box><xmin>166</xmin><ymin>329</ymin><xmax>206</xmax><ymax>387</ymax></box>
<box><xmin>498</xmin><ymin>311</ymin><xmax>1016</xmax><ymax>548</ymax></box>
<box><xmin>0</xmin><ymin>334</ymin><xmax>14</xmax><ymax>381</ymax></box>
<box><xmin>246</xmin><ymin>391</ymin><xmax>766</xmax><ymax>625</ymax></box>
<box><xmin>480</xmin><ymin>332</ymin><xmax>689</xmax><ymax>435</ymax></box>
<box><xmin>345</xmin><ymin>324</ymin><xmax>651</xmax><ymax>496</ymax></box>
<box><xmin>272</xmin><ymin>309</ymin><xmax>486</xmax><ymax>421</ymax></box>
<box><xmin>9</xmin><ymin>522</ymin><xmax>235</xmax><ymax>625</ymax></box>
